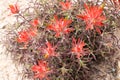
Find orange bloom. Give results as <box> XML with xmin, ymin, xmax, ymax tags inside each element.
<box><xmin>31</xmin><ymin>60</ymin><xmax>50</xmax><ymax>80</ymax></box>
<box><xmin>59</xmin><ymin>0</ymin><xmax>72</xmax><ymax>10</ymax></box>
<box><xmin>77</xmin><ymin>4</ymin><xmax>106</xmax><ymax>34</ymax></box>
<box><xmin>30</xmin><ymin>19</ymin><xmax>39</xmax><ymax>27</ymax></box>
<box><xmin>17</xmin><ymin>27</ymin><xmax>37</xmax><ymax>43</ymax></box>
<box><xmin>9</xmin><ymin>4</ymin><xmax>19</xmax><ymax>14</ymax></box>
<box><xmin>17</xmin><ymin>30</ymin><xmax>30</xmax><ymax>43</ymax></box>
<box><xmin>47</xmin><ymin>15</ymin><xmax>73</xmax><ymax>37</ymax></box>
<box><xmin>44</xmin><ymin>41</ymin><xmax>57</xmax><ymax>58</ymax></box>
<box><xmin>71</xmin><ymin>38</ymin><xmax>85</xmax><ymax>59</ymax></box>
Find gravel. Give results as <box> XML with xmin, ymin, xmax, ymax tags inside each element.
<box><xmin>0</xmin><ymin>0</ymin><xmax>31</xmax><ymax>80</ymax></box>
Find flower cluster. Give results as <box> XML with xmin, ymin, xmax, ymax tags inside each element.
<box><xmin>17</xmin><ymin>27</ymin><xmax>37</xmax><ymax>48</ymax></box>
<box><xmin>31</xmin><ymin>60</ymin><xmax>50</xmax><ymax>79</ymax></box>
<box><xmin>47</xmin><ymin>15</ymin><xmax>73</xmax><ymax>37</ymax></box>
<box><xmin>17</xmin><ymin>19</ymin><xmax>39</xmax><ymax>44</ymax></box>
<box><xmin>9</xmin><ymin>1</ymin><xmax>108</xmax><ymax>80</ymax></box>
<box><xmin>77</xmin><ymin>4</ymin><xmax>106</xmax><ymax>34</ymax></box>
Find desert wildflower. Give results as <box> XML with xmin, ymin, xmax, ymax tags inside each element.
<box><xmin>71</xmin><ymin>38</ymin><xmax>86</xmax><ymax>59</ymax></box>
<box><xmin>31</xmin><ymin>60</ymin><xmax>50</xmax><ymax>80</ymax></box>
<box><xmin>17</xmin><ymin>27</ymin><xmax>37</xmax><ymax>43</ymax></box>
<box><xmin>59</xmin><ymin>0</ymin><xmax>72</xmax><ymax>10</ymax></box>
<box><xmin>9</xmin><ymin>4</ymin><xmax>19</xmax><ymax>14</ymax></box>
<box><xmin>30</xmin><ymin>19</ymin><xmax>39</xmax><ymax>27</ymax></box>
<box><xmin>47</xmin><ymin>15</ymin><xmax>73</xmax><ymax>37</ymax></box>
<box><xmin>77</xmin><ymin>4</ymin><xmax>106</xmax><ymax>34</ymax></box>
<box><xmin>44</xmin><ymin>41</ymin><xmax>57</xmax><ymax>58</ymax></box>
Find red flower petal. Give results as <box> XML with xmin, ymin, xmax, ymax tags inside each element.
<box><xmin>47</xmin><ymin>16</ymin><xmax>73</xmax><ymax>37</ymax></box>
<box><xmin>77</xmin><ymin>3</ymin><xmax>106</xmax><ymax>34</ymax></box>
<box><xmin>31</xmin><ymin>60</ymin><xmax>50</xmax><ymax>79</ymax></box>
<box><xmin>17</xmin><ymin>27</ymin><xmax>37</xmax><ymax>44</ymax></box>
<box><xmin>30</xmin><ymin>19</ymin><xmax>39</xmax><ymax>27</ymax></box>
<box><xmin>95</xmin><ymin>27</ymin><xmax>101</xmax><ymax>34</ymax></box>
<box><xmin>9</xmin><ymin>4</ymin><xmax>19</xmax><ymax>14</ymax></box>
<box><xmin>44</xmin><ymin>41</ymin><xmax>57</xmax><ymax>58</ymax></box>
<box><xmin>17</xmin><ymin>31</ymin><xmax>30</xmax><ymax>43</ymax></box>
<box><xmin>59</xmin><ymin>0</ymin><xmax>72</xmax><ymax>10</ymax></box>
<box><xmin>31</xmin><ymin>65</ymin><xmax>40</xmax><ymax>72</ymax></box>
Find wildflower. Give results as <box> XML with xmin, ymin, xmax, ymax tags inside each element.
<box><xmin>17</xmin><ymin>27</ymin><xmax>37</xmax><ymax>43</ymax></box>
<box><xmin>31</xmin><ymin>60</ymin><xmax>50</xmax><ymax>79</ymax></box>
<box><xmin>44</xmin><ymin>41</ymin><xmax>57</xmax><ymax>58</ymax></box>
<box><xmin>77</xmin><ymin>4</ymin><xmax>106</xmax><ymax>34</ymax></box>
<box><xmin>59</xmin><ymin>0</ymin><xmax>72</xmax><ymax>10</ymax></box>
<box><xmin>17</xmin><ymin>30</ymin><xmax>30</xmax><ymax>43</ymax></box>
<box><xmin>30</xmin><ymin>19</ymin><xmax>39</xmax><ymax>27</ymax></box>
<box><xmin>47</xmin><ymin>15</ymin><xmax>73</xmax><ymax>37</ymax></box>
<box><xmin>9</xmin><ymin>4</ymin><xmax>19</xmax><ymax>14</ymax></box>
<box><xmin>71</xmin><ymin>38</ymin><xmax>85</xmax><ymax>59</ymax></box>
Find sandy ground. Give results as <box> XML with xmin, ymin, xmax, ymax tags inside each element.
<box><xmin>0</xmin><ymin>0</ymin><xmax>31</xmax><ymax>80</ymax></box>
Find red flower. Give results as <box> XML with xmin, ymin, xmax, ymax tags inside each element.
<box><xmin>71</xmin><ymin>38</ymin><xmax>85</xmax><ymax>59</ymax></box>
<box><xmin>9</xmin><ymin>4</ymin><xmax>19</xmax><ymax>14</ymax></box>
<box><xmin>17</xmin><ymin>30</ymin><xmax>30</xmax><ymax>43</ymax></box>
<box><xmin>59</xmin><ymin>0</ymin><xmax>72</xmax><ymax>10</ymax></box>
<box><xmin>17</xmin><ymin>27</ymin><xmax>37</xmax><ymax>43</ymax></box>
<box><xmin>47</xmin><ymin>15</ymin><xmax>73</xmax><ymax>37</ymax></box>
<box><xmin>30</xmin><ymin>19</ymin><xmax>39</xmax><ymax>27</ymax></box>
<box><xmin>31</xmin><ymin>60</ymin><xmax>50</xmax><ymax>79</ymax></box>
<box><xmin>77</xmin><ymin>4</ymin><xmax>106</xmax><ymax>34</ymax></box>
<box><xmin>44</xmin><ymin>41</ymin><xmax>57</xmax><ymax>58</ymax></box>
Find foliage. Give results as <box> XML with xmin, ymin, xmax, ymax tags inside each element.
<box><xmin>6</xmin><ymin>0</ymin><xmax>120</xmax><ymax>80</ymax></box>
